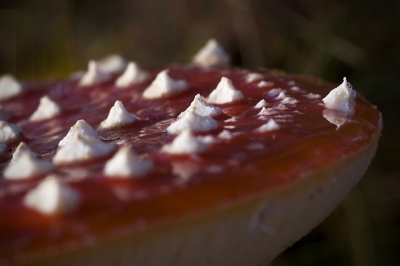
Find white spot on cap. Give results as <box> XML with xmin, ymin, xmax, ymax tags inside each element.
<box><xmin>162</xmin><ymin>129</ymin><xmax>207</xmax><ymax>155</ymax></box>
<box><xmin>280</xmin><ymin>97</ymin><xmax>298</xmax><ymax>105</ymax></box>
<box><xmin>257</xmin><ymin>107</ymin><xmax>277</xmax><ymax>116</ymax></box>
<box><xmin>290</xmin><ymin>86</ymin><xmax>302</xmax><ymax>92</ymax></box>
<box><xmin>276</xmin><ymin>91</ymin><xmax>287</xmax><ymax>100</ymax></box>
<box><xmin>198</xmin><ymin>135</ymin><xmax>218</xmax><ymax>144</ymax></box>
<box><xmin>178</xmin><ymin>94</ymin><xmax>222</xmax><ymax>118</ymax></box>
<box><xmin>0</xmin><ymin>121</ymin><xmax>21</xmax><ymax>143</ymax></box>
<box><xmin>218</xmin><ymin>129</ymin><xmax>234</xmax><ymax>139</ymax></box>
<box><xmin>0</xmin><ymin>75</ymin><xmax>24</xmax><ymax>101</ymax></box>
<box><xmin>167</xmin><ymin>109</ymin><xmax>219</xmax><ymax>135</ymax></box>
<box><xmin>4</xmin><ymin>152</ymin><xmax>53</xmax><ymax>180</ymax></box>
<box><xmin>323</xmin><ymin>77</ymin><xmax>356</xmax><ymax>114</ymax></box>
<box><xmin>192</xmin><ymin>39</ymin><xmax>230</xmax><ymax>66</ymax></box>
<box><xmin>254</xmin><ymin>99</ymin><xmax>267</xmax><ymax>108</ymax></box>
<box><xmin>53</xmin><ymin>135</ymin><xmax>115</xmax><ymax>165</ymax></box>
<box><xmin>96</xmin><ymin>54</ymin><xmax>128</xmax><ymax>73</ymax></box>
<box><xmin>100</xmin><ymin>101</ymin><xmax>138</xmax><ymax>129</ymax></box>
<box><xmin>305</xmin><ymin>93</ymin><xmax>321</xmax><ymax>99</ymax></box>
<box><xmin>104</xmin><ymin>146</ymin><xmax>153</xmax><ymax>178</ymax></box>
<box><xmin>207</xmin><ymin>77</ymin><xmax>244</xmax><ymax>104</ymax></box>
<box><xmin>142</xmin><ymin>70</ymin><xmax>188</xmax><ymax>100</ymax></box>
<box><xmin>258</xmin><ymin>81</ymin><xmax>274</xmax><ymax>88</ymax></box>
<box><xmin>29</xmin><ymin>96</ymin><xmax>62</xmax><ymax>122</ymax></box>
<box><xmin>172</xmin><ymin>160</ymin><xmax>200</xmax><ymax>183</ymax></box>
<box><xmin>79</xmin><ymin>61</ymin><xmax>111</xmax><ymax>87</ymax></box>
<box><xmin>58</xmin><ymin>120</ymin><xmax>100</xmax><ymax>148</ymax></box>
<box><xmin>266</xmin><ymin>88</ymin><xmax>284</xmax><ymax>98</ymax></box>
<box><xmin>274</xmin><ymin>103</ymin><xmax>288</xmax><ymax>110</ymax></box>
<box><xmin>256</xmin><ymin>119</ymin><xmax>280</xmax><ymax>132</ymax></box>
<box><xmin>245</xmin><ymin>73</ymin><xmax>264</xmax><ymax>83</ymax></box>
<box><xmin>115</xmin><ymin>62</ymin><xmax>149</xmax><ymax>88</ymax></box>
<box><xmin>23</xmin><ymin>175</ymin><xmax>80</xmax><ymax>215</ymax></box>
<box><xmin>10</xmin><ymin>142</ymin><xmax>36</xmax><ymax>164</ymax></box>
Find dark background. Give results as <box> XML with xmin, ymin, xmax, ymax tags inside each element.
<box><xmin>1</xmin><ymin>0</ymin><xmax>399</xmax><ymax>265</ymax></box>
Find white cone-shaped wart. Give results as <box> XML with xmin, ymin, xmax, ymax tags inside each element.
<box><xmin>23</xmin><ymin>175</ymin><xmax>80</xmax><ymax>215</ymax></box>
<box><xmin>323</xmin><ymin>77</ymin><xmax>356</xmax><ymax>114</ymax></box>
<box><xmin>162</xmin><ymin>129</ymin><xmax>207</xmax><ymax>155</ymax></box>
<box><xmin>100</xmin><ymin>100</ymin><xmax>138</xmax><ymax>129</ymax></box>
<box><xmin>255</xmin><ymin>99</ymin><xmax>267</xmax><ymax>108</ymax></box>
<box><xmin>167</xmin><ymin>109</ymin><xmax>219</xmax><ymax>135</ymax></box>
<box><xmin>245</xmin><ymin>73</ymin><xmax>264</xmax><ymax>83</ymax></box>
<box><xmin>10</xmin><ymin>142</ymin><xmax>36</xmax><ymax>164</ymax></box>
<box><xmin>142</xmin><ymin>70</ymin><xmax>188</xmax><ymax>100</ymax></box>
<box><xmin>53</xmin><ymin>134</ymin><xmax>115</xmax><ymax>165</ymax></box>
<box><xmin>192</xmin><ymin>39</ymin><xmax>230</xmax><ymax>66</ymax></box>
<box><xmin>115</xmin><ymin>62</ymin><xmax>149</xmax><ymax>88</ymax></box>
<box><xmin>4</xmin><ymin>152</ymin><xmax>53</xmax><ymax>180</ymax></box>
<box><xmin>104</xmin><ymin>146</ymin><xmax>153</xmax><ymax>178</ymax></box>
<box><xmin>79</xmin><ymin>61</ymin><xmax>111</xmax><ymax>87</ymax></box>
<box><xmin>305</xmin><ymin>93</ymin><xmax>321</xmax><ymax>99</ymax></box>
<box><xmin>0</xmin><ymin>74</ymin><xmax>24</xmax><ymax>101</ymax></box>
<box><xmin>207</xmin><ymin>77</ymin><xmax>244</xmax><ymax>104</ymax></box>
<box><xmin>172</xmin><ymin>160</ymin><xmax>200</xmax><ymax>182</ymax></box>
<box><xmin>256</xmin><ymin>119</ymin><xmax>280</xmax><ymax>132</ymax></box>
<box><xmin>258</xmin><ymin>107</ymin><xmax>277</xmax><ymax>116</ymax></box>
<box><xmin>58</xmin><ymin>119</ymin><xmax>100</xmax><ymax>148</ymax></box>
<box><xmin>280</xmin><ymin>96</ymin><xmax>298</xmax><ymax>105</ymax></box>
<box><xmin>258</xmin><ymin>81</ymin><xmax>274</xmax><ymax>88</ymax></box>
<box><xmin>0</xmin><ymin>120</ymin><xmax>21</xmax><ymax>143</ymax></box>
<box><xmin>266</xmin><ymin>88</ymin><xmax>284</xmax><ymax>98</ymax></box>
<box><xmin>276</xmin><ymin>91</ymin><xmax>286</xmax><ymax>100</ymax></box>
<box><xmin>97</xmin><ymin>54</ymin><xmax>128</xmax><ymax>73</ymax></box>
<box><xmin>29</xmin><ymin>96</ymin><xmax>62</xmax><ymax>122</ymax></box>
<box><xmin>218</xmin><ymin>129</ymin><xmax>234</xmax><ymax>139</ymax></box>
<box><xmin>178</xmin><ymin>94</ymin><xmax>222</xmax><ymax>119</ymax></box>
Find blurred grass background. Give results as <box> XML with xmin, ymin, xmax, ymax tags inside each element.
<box><xmin>1</xmin><ymin>0</ymin><xmax>399</xmax><ymax>265</ymax></box>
